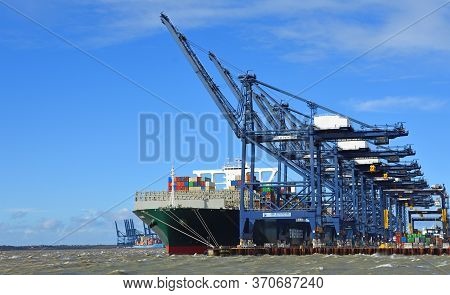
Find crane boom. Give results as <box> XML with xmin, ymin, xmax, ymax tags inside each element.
<box><xmin>160</xmin><ymin>13</ymin><xmax>240</xmax><ymax>136</ymax></box>
<box><xmin>208</xmin><ymin>52</ymin><xmax>245</xmax><ymax>103</ymax></box>
<box><xmin>254</xmin><ymin>79</ymin><xmax>375</xmax><ymax>128</ymax></box>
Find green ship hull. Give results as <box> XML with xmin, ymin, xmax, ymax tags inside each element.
<box><xmin>134</xmin><ymin>208</ymin><xmax>240</xmax><ymax>254</ymax></box>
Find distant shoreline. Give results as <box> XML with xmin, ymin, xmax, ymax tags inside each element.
<box><xmin>0</xmin><ymin>245</ymin><xmax>120</xmax><ymax>251</ymax></box>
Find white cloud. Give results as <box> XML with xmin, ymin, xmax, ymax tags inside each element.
<box><xmin>38</xmin><ymin>218</ymin><xmax>64</xmax><ymax>231</ymax></box>
<box><xmin>0</xmin><ymin>207</ymin><xmax>136</xmax><ymax>245</ymax></box>
<box><xmin>105</xmin><ymin>207</ymin><xmax>132</xmax><ymax>221</ymax></box>
<box><xmin>83</xmin><ymin>1</ymin><xmax>362</xmax><ymax>47</ymax></box>
<box><xmin>8</xmin><ymin>208</ymin><xmax>39</xmax><ymax>219</ymax></box>
<box><xmin>58</xmin><ymin>208</ymin><xmax>136</xmax><ymax>238</ymax></box>
<box><xmin>68</xmin><ymin>207</ymin><xmax>132</xmax><ymax>228</ymax></box>
<box><xmin>85</xmin><ymin>0</ymin><xmax>450</xmax><ymax>56</ymax></box>
<box><xmin>354</xmin><ymin>96</ymin><xmax>447</xmax><ymax>112</ymax></box>
<box><xmin>6</xmin><ymin>0</ymin><xmax>450</xmax><ymax>57</ymax></box>
<box><xmin>260</xmin><ymin>1</ymin><xmax>450</xmax><ymax>62</ymax></box>
<box><xmin>24</xmin><ymin>229</ymin><xmax>36</xmax><ymax>236</ymax></box>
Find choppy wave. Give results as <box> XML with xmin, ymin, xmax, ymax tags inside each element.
<box><xmin>372</xmin><ymin>263</ymin><xmax>393</xmax><ymax>269</ymax></box>
<box><xmin>0</xmin><ymin>248</ymin><xmax>449</xmax><ymax>275</ymax></box>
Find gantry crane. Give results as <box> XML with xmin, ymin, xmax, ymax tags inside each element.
<box><xmin>160</xmin><ymin>13</ymin><xmax>449</xmax><ymax>245</ymax></box>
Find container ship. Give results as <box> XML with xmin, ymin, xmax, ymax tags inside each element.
<box><xmin>133</xmin><ymin>160</ymin><xmax>278</xmax><ymax>254</ymax></box>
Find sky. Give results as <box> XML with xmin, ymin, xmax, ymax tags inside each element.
<box><xmin>0</xmin><ymin>0</ymin><xmax>449</xmax><ymax>245</ymax></box>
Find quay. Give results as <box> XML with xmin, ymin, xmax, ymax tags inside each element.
<box><xmin>208</xmin><ymin>246</ymin><xmax>450</xmax><ymax>256</ymax></box>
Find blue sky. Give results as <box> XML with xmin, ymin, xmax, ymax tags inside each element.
<box><xmin>1</xmin><ymin>0</ymin><xmax>449</xmax><ymax>245</ymax></box>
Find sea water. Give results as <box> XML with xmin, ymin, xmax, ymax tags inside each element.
<box><xmin>0</xmin><ymin>248</ymin><xmax>449</xmax><ymax>275</ymax></box>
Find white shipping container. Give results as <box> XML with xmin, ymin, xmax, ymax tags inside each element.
<box><xmin>354</xmin><ymin>158</ymin><xmax>381</xmax><ymax>165</ymax></box>
<box><xmin>314</xmin><ymin>115</ymin><xmax>351</xmax><ymax>130</ymax></box>
<box><xmin>374</xmin><ymin>177</ymin><xmax>389</xmax><ymax>181</ymax></box>
<box><xmin>337</xmin><ymin>140</ymin><xmax>369</xmax><ymax>151</ymax></box>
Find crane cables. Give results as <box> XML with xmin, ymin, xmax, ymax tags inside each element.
<box><xmin>141</xmin><ymin>211</ymin><xmax>214</xmax><ymax>248</ymax></box>
<box><xmin>188</xmin><ymin>40</ymin><xmax>246</xmax><ymax>75</ymax></box>
<box><xmin>162</xmin><ymin>210</ymin><xmax>212</xmax><ymax>246</ymax></box>
<box><xmin>193</xmin><ymin>209</ymin><xmax>219</xmax><ymax>248</ymax></box>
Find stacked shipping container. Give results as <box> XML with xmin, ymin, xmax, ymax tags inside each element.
<box><xmin>168</xmin><ymin>176</ymin><xmax>190</xmax><ymax>192</ymax></box>
<box><xmin>261</xmin><ymin>186</ymin><xmax>275</xmax><ymax>205</ymax></box>
<box><xmin>229</xmin><ymin>173</ymin><xmax>258</xmax><ymax>190</ymax></box>
<box><xmin>168</xmin><ymin>176</ymin><xmax>215</xmax><ymax>192</ymax></box>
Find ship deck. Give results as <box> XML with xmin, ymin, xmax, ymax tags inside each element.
<box><xmin>135</xmin><ymin>190</ymin><xmax>256</xmax><ymax>209</ymax></box>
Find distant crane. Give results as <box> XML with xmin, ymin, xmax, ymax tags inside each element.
<box><xmin>115</xmin><ymin>219</ymin><xmax>150</xmax><ymax>246</ymax></box>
